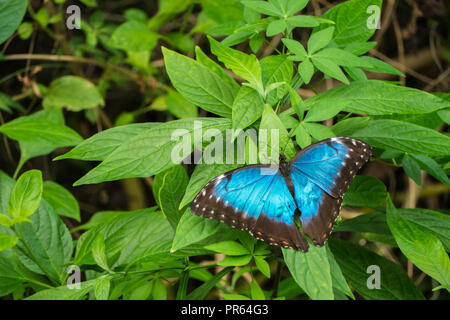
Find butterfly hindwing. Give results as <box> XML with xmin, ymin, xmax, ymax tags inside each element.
<box><xmin>290</xmin><ymin>137</ymin><xmax>372</xmax><ymax>245</ymax></box>
<box><xmin>190</xmin><ymin>165</ymin><xmax>309</xmax><ymax>251</ymax></box>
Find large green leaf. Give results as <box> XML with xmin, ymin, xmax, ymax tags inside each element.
<box><xmin>26</xmin><ymin>279</ymin><xmax>96</xmax><ymax>300</ymax></box>
<box><xmin>73</xmin><ymin>118</ymin><xmax>231</xmax><ymax>185</ymax></box>
<box><xmin>317</xmin><ymin>0</ymin><xmax>382</xmax><ymax>45</ymax></box>
<box><xmin>0</xmin><ymin>109</ymin><xmax>82</xmax><ymax>168</ymax></box>
<box><xmin>329</xmin><ymin>237</ymin><xmax>424</xmax><ymax>299</ymax></box>
<box><xmin>208</xmin><ymin>36</ymin><xmax>264</xmax><ymax>94</ymax></box>
<box><xmin>260</xmin><ymin>55</ymin><xmax>293</xmax><ymax>105</ymax></box>
<box><xmin>232</xmin><ymin>86</ymin><xmax>264</xmax><ymax>131</ymax></box>
<box><xmin>0</xmin><ymin>254</ymin><xmax>50</xmax><ymax>296</ymax></box>
<box><xmin>74</xmin><ymin>209</ymin><xmax>173</xmax><ymax>269</ymax></box>
<box><xmin>171</xmin><ymin>209</ymin><xmax>234</xmax><ymax>252</ymax></box>
<box><xmin>15</xmin><ymin>199</ymin><xmax>73</xmax><ymax>285</ymax></box>
<box><xmin>352</xmin><ymin>119</ymin><xmax>450</xmax><ymax>156</ymax></box>
<box><xmin>8</xmin><ymin>170</ymin><xmax>43</xmax><ymax>222</ymax></box>
<box><xmin>162</xmin><ymin>47</ymin><xmax>235</xmax><ymax>117</ymax></box>
<box><xmin>43</xmin><ymin>181</ymin><xmax>80</xmax><ymax>222</ymax></box>
<box><xmin>43</xmin><ymin>76</ymin><xmax>104</xmax><ymax>111</ymax></box>
<box><xmin>386</xmin><ymin>198</ymin><xmax>450</xmax><ymax>291</ymax></box>
<box><xmin>399</xmin><ymin>208</ymin><xmax>450</xmax><ymax>252</ymax></box>
<box><xmin>111</xmin><ymin>20</ymin><xmax>159</xmax><ymax>52</ymax></box>
<box><xmin>304</xmin><ymin>81</ymin><xmax>448</xmax><ymax>116</ymax></box>
<box><xmin>152</xmin><ymin>165</ymin><xmax>189</xmax><ymax>230</ymax></box>
<box><xmin>56</xmin><ymin>123</ymin><xmax>157</xmax><ymax>161</ymax></box>
<box><xmin>343</xmin><ymin>176</ymin><xmax>386</xmax><ymax>207</ymax></box>
<box><xmin>0</xmin><ymin>0</ymin><xmax>28</xmax><ymax>44</ymax></box>
<box><xmin>282</xmin><ymin>246</ymin><xmax>334</xmax><ymax>300</ymax></box>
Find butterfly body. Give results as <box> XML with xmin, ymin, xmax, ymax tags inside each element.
<box><xmin>190</xmin><ymin>137</ymin><xmax>371</xmax><ymax>252</ymax></box>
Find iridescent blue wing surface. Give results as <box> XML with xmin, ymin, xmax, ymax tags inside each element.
<box><xmin>290</xmin><ymin>137</ymin><xmax>372</xmax><ymax>246</ymax></box>
<box><xmin>190</xmin><ymin>165</ymin><xmax>309</xmax><ymax>251</ymax></box>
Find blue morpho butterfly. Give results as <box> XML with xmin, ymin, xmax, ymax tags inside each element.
<box><xmin>190</xmin><ymin>137</ymin><xmax>371</xmax><ymax>252</ymax></box>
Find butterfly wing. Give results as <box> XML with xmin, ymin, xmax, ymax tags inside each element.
<box><xmin>290</xmin><ymin>137</ymin><xmax>372</xmax><ymax>246</ymax></box>
<box><xmin>190</xmin><ymin>165</ymin><xmax>309</xmax><ymax>251</ymax></box>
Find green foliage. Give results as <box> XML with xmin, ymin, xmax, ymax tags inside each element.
<box><xmin>0</xmin><ymin>0</ymin><xmax>448</xmax><ymax>301</ymax></box>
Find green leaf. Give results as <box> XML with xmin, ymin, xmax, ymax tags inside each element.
<box><xmin>260</xmin><ymin>105</ymin><xmax>296</xmax><ymax>159</ymax></box>
<box><xmin>286</xmin><ymin>0</ymin><xmax>309</xmax><ymax>15</ymax></box>
<box><xmin>266</xmin><ymin>19</ymin><xmax>286</xmax><ymax>36</ymax></box>
<box><xmin>8</xmin><ymin>170</ymin><xmax>43</xmax><ymax>222</ymax></box>
<box><xmin>152</xmin><ymin>165</ymin><xmax>189</xmax><ymax>229</ymax></box>
<box><xmin>250</xmin><ymin>281</ymin><xmax>265</xmax><ymax>300</ymax></box>
<box><xmin>326</xmin><ymin>245</ymin><xmax>354</xmax><ymax>299</ymax></box>
<box><xmin>352</xmin><ymin>119</ymin><xmax>450</xmax><ymax>156</ymax></box>
<box><xmin>232</xmin><ymin>86</ymin><xmax>264</xmax><ymax>131</ymax></box>
<box><xmin>15</xmin><ymin>199</ymin><xmax>73</xmax><ymax>284</ymax></box>
<box><xmin>0</xmin><ymin>214</ymin><xmax>13</xmax><ymax>227</ymax></box>
<box><xmin>386</xmin><ymin>197</ymin><xmax>450</xmax><ymax>290</ymax></box>
<box><xmin>221</xmin><ymin>293</ymin><xmax>251</xmax><ymax>300</ymax></box>
<box><xmin>0</xmin><ymin>232</ymin><xmax>18</xmax><ymax>251</ymax></box>
<box><xmin>305</xmin><ymin>80</ymin><xmax>448</xmax><ymax>115</ymax></box>
<box><xmin>162</xmin><ymin>47</ymin><xmax>235</xmax><ymax>117</ymax></box>
<box><xmin>282</xmin><ymin>246</ymin><xmax>334</xmax><ymax>300</ymax></box>
<box><xmin>242</xmin><ymin>0</ymin><xmax>281</xmax><ymax>17</ymax></box>
<box><xmin>311</xmin><ymin>56</ymin><xmax>349</xmax><ymax>84</ymax></box>
<box><xmin>73</xmin><ymin>118</ymin><xmax>231</xmax><ymax>185</ymax></box>
<box><xmin>92</xmin><ymin>230</ymin><xmax>110</xmax><ymax>272</ymax></box>
<box><xmin>287</xmin><ymin>15</ymin><xmax>319</xmax><ymax>28</ymax></box>
<box><xmin>0</xmin><ymin>0</ymin><xmax>28</xmax><ymax>45</ymax></box>
<box><xmin>152</xmin><ymin>278</ymin><xmax>167</xmax><ymax>300</ymax></box>
<box><xmin>43</xmin><ymin>76</ymin><xmax>104</xmax><ymax>111</ymax></box>
<box><xmin>218</xmin><ymin>254</ymin><xmax>252</xmax><ymax>267</ymax></box>
<box><xmin>307</xmin><ymin>26</ymin><xmax>335</xmax><ymax>54</ymax></box>
<box><xmin>261</xmin><ymin>55</ymin><xmax>293</xmax><ymax>105</ymax></box>
<box><xmin>26</xmin><ymin>280</ymin><xmax>96</xmax><ymax>300</ymax></box>
<box><xmin>294</xmin><ymin>123</ymin><xmax>311</xmax><ymax>149</ymax></box>
<box><xmin>298</xmin><ymin>60</ymin><xmax>314</xmax><ymax>84</ymax></box>
<box><xmin>399</xmin><ymin>208</ymin><xmax>450</xmax><ymax>252</ymax></box>
<box><xmin>186</xmin><ymin>267</ymin><xmax>233</xmax><ymax>300</ymax></box>
<box><xmin>303</xmin><ymin>122</ymin><xmax>334</xmax><ymax>140</ymax></box>
<box><xmin>402</xmin><ymin>154</ymin><xmax>422</xmax><ymax>186</ymax></box>
<box><xmin>0</xmin><ymin>109</ymin><xmax>83</xmax><ymax>163</ymax></box>
<box><xmin>409</xmin><ymin>154</ymin><xmax>450</xmax><ymax>186</ymax></box>
<box><xmin>0</xmin><ymin>92</ymin><xmax>25</xmax><ymax>113</ymax></box>
<box><xmin>254</xmin><ymin>256</ymin><xmax>271</xmax><ymax>278</ymax></box>
<box><xmin>171</xmin><ymin>209</ymin><xmax>225</xmax><ymax>252</ymax></box>
<box><xmin>313</xmin><ymin>48</ymin><xmax>371</xmax><ymax>68</ymax></box>
<box><xmin>343</xmin><ymin>176</ymin><xmax>387</xmax><ymax>207</ymax></box>
<box><xmin>304</xmin><ymin>101</ymin><xmax>344</xmax><ymax>122</ymax></box>
<box><xmin>195</xmin><ymin>46</ymin><xmax>240</xmax><ymax>92</ymax></box>
<box><xmin>179</xmin><ymin>163</ymin><xmax>241</xmax><ymax>209</ymax></box>
<box><xmin>94</xmin><ymin>275</ymin><xmax>111</xmax><ymax>300</ymax></box>
<box><xmin>56</xmin><ymin>123</ymin><xmax>157</xmax><ymax>161</ymax></box>
<box><xmin>282</xmin><ymin>38</ymin><xmax>307</xmax><ymax>60</ymax></box>
<box><xmin>165</xmin><ymin>88</ymin><xmax>198</xmax><ymax>119</ymax></box>
<box><xmin>204</xmin><ymin>240</ymin><xmax>249</xmax><ymax>255</ymax></box>
<box><xmin>317</xmin><ymin>0</ymin><xmax>382</xmax><ymax>45</ymax></box>
<box><xmin>335</xmin><ymin>211</ymin><xmax>390</xmax><ymax>234</ymax></box>
<box><xmin>328</xmin><ymin>237</ymin><xmax>424</xmax><ymax>299</ymax></box>
<box><xmin>0</xmin><ymin>171</ymin><xmax>14</xmax><ymax>214</ymax></box>
<box><xmin>43</xmin><ymin>181</ymin><xmax>80</xmax><ymax>222</ymax></box>
<box><xmin>358</xmin><ymin>56</ymin><xmax>404</xmax><ymax>76</ymax></box>
<box><xmin>0</xmin><ymin>254</ymin><xmax>49</xmax><ymax>296</ymax></box>
<box><xmin>208</xmin><ymin>36</ymin><xmax>264</xmax><ymax>94</ymax></box>
<box><xmin>331</xmin><ymin>117</ymin><xmax>370</xmax><ymax>137</ymax></box>
<box><xmin>74</xmin><ymin>209</ymin><xmax>173</xmax><ymax>268</ymax></box>
<box><xmin>111</xmin><ymin>20</ymin><xmax>159</xmax><ymax>51</ymax></box>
